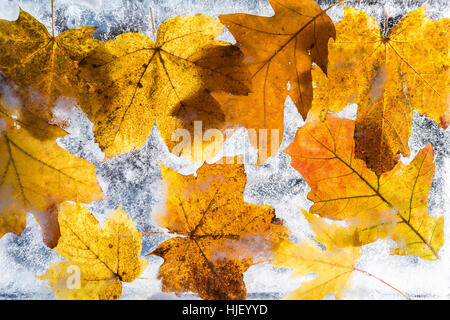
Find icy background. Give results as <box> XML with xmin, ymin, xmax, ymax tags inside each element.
<box><xmin>0</xmin><ymin>0</ymin><xmax>448</xmax><ymax>300</ymax></box>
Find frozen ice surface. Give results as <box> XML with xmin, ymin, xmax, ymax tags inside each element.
<box><xmin>0</xmin><ymin>215</ymin><xmax>61</xmax><ymax>299</ymax></box>
<box><xmin>1</xmin><ymin>0</ymin><xmax>449</xmax><ymax>37</ymax></box>
<box><xmin>0</xmin><ymin>0</ymin><xmax>449</xmax><ymax>300</ymax></box>
<box><xmin>121</xmin><ymin>255</ymin><xmax>164</xmax><ymax>300</ymax></box>
<box><xmin>245</xmin><ymin>263</ymin><xmax>309</xmax><ymax>300</ymax></box>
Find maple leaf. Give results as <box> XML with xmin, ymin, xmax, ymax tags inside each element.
<box><xmin>215</xmin><ymin>0</ymin><xmax>336</xmax><ymax>164</ymax></box>
<box><xmin>0</xmin><ymin>97</ymin><xmax>104</xmax><ymax>248</ymax></box>
<box><xmin>38</xmin><ymin>203</ymin><xmax>148</xmax><ymax>300</ymax></box>
<box><xmin>285</xmin><ymin>116</ymin><xmax>444</xmax><ymax>260</ymax></box>
<box><xmin>78</xmin><ymin>14</ymin><xmax>250</xmax><ymax>160</ymax></box>
<box><xmin>149</xmin><ymin>161</ymin><xmax>289</xmax><ymax>299</ymax></box>
<box><xmin>0</xmin><ymin>9</ymin><xmax>98</xmax><ymax>126</ymax></box>
<box><xmin>274</xmin><ymin>210</ymin><xmax>361</xmax><ymax>300</ymax></box>
<box><xmin>310</xmin><ymin>6</ymin><xmax>449</xmax><ymax>174</ymax></box>
<box><xmin>274</xmin><ymin>209</ymin><xmax>410</xmax><ymax>300</ymax></box>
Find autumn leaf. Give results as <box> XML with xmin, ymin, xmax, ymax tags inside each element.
<box><xmin>215</xmin><ymin>0</ymin><xmax>336</xmax><ymax>163</ymax></box>
<box><xmin>285</xmin><ymin>116</ymin><xmax>443</xmax><ymax>260</ymax></box>
<box><xmin>274</xmin><ymin>209</ymin><xmax>410</xmax><ymax>300</ymax></box>
<box><xmin>0</xmin><ymin>97</ymin><xmax>104</xmax><ymax>247</ymax></box>
<box><xmin>274</xmin><ymin>210</ymin><xmax>361</xmax><ymax>300</ymax></box>
<box><xmin>310</xmin><ymin>6</ymin><xmax>449</xmax><ymax>174</ymax></box>
<box><xmin>78</xmin><ymin>14</ymin><xmax>250</xmax><ymax>160</ymax></box>
<box><xmin>149</xmin><ymin>161</ymin><xmax>289</xmax><ymax>299</ymax></box>
<box><xmin>38</xmin><ymin>203</ymin><xmax>148</xmax><ymax>300</ymax></box>
<box><xmin>0</xmin><ymin>9</ymin><xmax>98</xmax><ymax>125</ymax></box>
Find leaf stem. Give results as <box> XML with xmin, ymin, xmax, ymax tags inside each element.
<box><xmin>383</xmin><ymin>8</ymin><xmax>388</xmax><ymax>37</ymax></box>
<box><xmin>51</xmin><ymin>0</ymin><xmax>55</xmax><ymax>38</ymax></box>
<box><xmin>324</xmin><ymin>0</ymin><xmax>351</xmax><ymax>13</ymax></box>
<box><xmin>150</xmin><ymin>7</ymin><xmax>157</xmax><ymax>41</ymax></box>
<box><xmin>353</xmin><ymin>267</ymin><xmax>412</xmax><ymax>300</ymax></box>
<box><xmin>141</xmin><ymin>231</ymin><xmax>166</xmax><ymax>235</ymax></box>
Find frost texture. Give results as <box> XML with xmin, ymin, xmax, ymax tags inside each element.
<box><xmin>0</xmin><ymin>215</ymin><xmax>61</xmax><ymax>299</ymax></box>
<box><xmin>0</xmin><ymin>0</ymin><xmax>448</xmax><ymax>300</ymax></box>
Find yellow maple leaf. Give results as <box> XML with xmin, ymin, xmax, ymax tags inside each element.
<box><xmin>310</xmin><ymin>6</ymin><xmax>449</xmax><ymax>174</ymax></box>
<box><xmin>285</xmin><ymin>116</ymin><xmax>444</xmax><ymax>260</ymax></box>
<box><xmin>150</xmin><ymin>161</ymin><xmax>289</xmax><ymax>299</ymax></box>
<box><xmin>215</xmin><ymin>0</ymin><xmax>336</xmax><ymax>164</ymax></box>
<box><xmin>0</xmin><ymin>9</ymin><xmax>99</xmax><ymax>125</ymax></box>
<box><xmin>274</xmin><ymin>210</ymin><xmax>410</xmax><ymax>300</ymax></box>
<box><xmin>274</xmin><ymin>211</ymin><xmax>361</xmax><ymax>300</ymax></box>
<box><xmin>78</xmin><ymin>14</ymin><xmax>250</xmax><ymax>160</ymax></box>
<box><xmin>0</xmin><ymin>97</ymin><xmax>104</xmax><ymax>247</ymax></box>
<box><xmin>38</xmin><ymin>203</ymin><xmax>148</xmax><ymax>300</ymax></box>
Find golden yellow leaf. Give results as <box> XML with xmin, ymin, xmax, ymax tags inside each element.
<box><xmin>0</xmin><ymin>97</ymin><xmax>104</xmax><ymax>247</ymax></box>
<box><xmin>38</xmin><ymin>203</ymin><xmax>148</xmax><ymax>300</ymax></box>
<box><xmin>78</xmin><ymin>15</ymin><xmax>250</xmax><ymax>160</ymax></box>
<box><xmin>274</xmin><ymin>210</ymin><xmax>361</xmax><ymax>300</ymax></box>
<box><xmin>150</xmin><ymin>161</ymin><xmax>289</xmax><ymax>299</ymax></box>
<box><xmin>285</xmin><ymin>116</ymin><xmax>443</xmax><ymax>260</ymax></box>
<box><xmin>310</xmin><ymin>6</ymin><xmax>449</xmax><ymax>174</ymax></box>
<box><xmin>0</xmin><ymin>9</ymin><xmax>98</xmax><ymax>125</ymax></box>
<box><xmin>215</xmin><ymin>0</ymin><xmax>336</xmax><ymax>163</ymax></box>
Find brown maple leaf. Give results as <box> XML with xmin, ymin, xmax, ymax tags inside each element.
<box><xmin>149</xmin><ymin>160</ymin><xmax>289</xmax><ymax>299</ymax></box>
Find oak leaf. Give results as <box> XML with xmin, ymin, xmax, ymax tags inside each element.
<box><xmin>0</xmin><ymin>9</ymin><xmax>98</xmax><ymax>125</ymax></box>
<box><xmin>274</xmin><ymin>210</ymin><xmax>361</xmax><ymax>299</ymax></box>
<box><xmin>285</xmin><ymin>116</ymin><xmax>443</xmax><ymax>260</ymax></box>
<box><xmin>150</xmin><ymin>161</ymin><xmax>289</xmax><ymax>299</ymax></box>
<box><xmin>0</xmin><ymin>98</ymin><xmax>104</xmax><ymax>247</ymax></box>
<box><xmin>38</xmin><ymin>203</ymin><xmax>148</xmax><ymax>300</ymax></box>
<box><xmin>310</xmin><ymin>6</ymin><xmax>449</xmax><ymax>174</ymax></box>
<box><xmin>78</xmin><ymin>15</ymin><xmax>250</xmax><ymax>160</ymax></box>
<box><xmin>216</xmin><ymin>0</ymin><xmax>336</xmax><ymax>163</ymax></box>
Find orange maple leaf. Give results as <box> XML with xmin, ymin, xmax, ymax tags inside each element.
<box><xmin>215</xmin><ymin>0</ymin><xmax>337</xmax><ymax>164</ymax></box>
<box><xmin>285</xmin><ymin>116</ymin><xmax>443</xmax><ymax>260</ymax></box>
